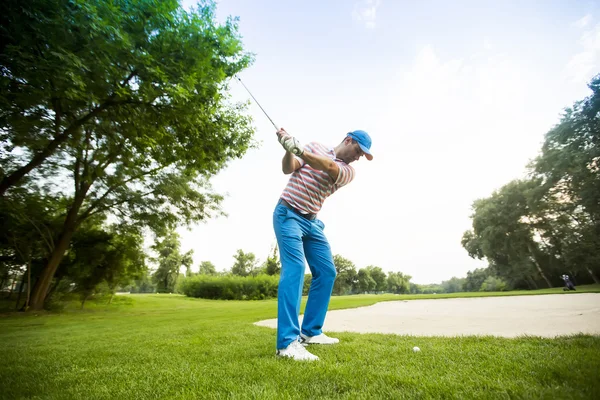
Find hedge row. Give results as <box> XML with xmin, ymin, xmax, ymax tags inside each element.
<box><xmin>179</xmin><ymin>274</ymin><xmax>280</xmax><ymax>300</ymax></box>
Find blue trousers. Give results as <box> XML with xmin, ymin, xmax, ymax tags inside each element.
<box><xmin>273</xmin><ymin>202</ymin><xmax>337</xmax><ymax>350</ymax></box>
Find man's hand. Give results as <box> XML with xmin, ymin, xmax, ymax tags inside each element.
<box><xmin>276</xmin><ymin>128</ymin><xmax>304</xmax><ymax>156</ymax></box>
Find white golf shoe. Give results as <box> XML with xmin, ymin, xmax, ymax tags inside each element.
<box><xmin>276</xmin><ymin>340</ymin><xmax>319</xmax><ymax>361</ymax></box>
<box><xmin>300</xmin><ymin>333</ymin><xmax>339</xmax><ymax>345</ymax></box>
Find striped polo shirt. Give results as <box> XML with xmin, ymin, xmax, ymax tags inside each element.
<box><xmin>280</xmin><ymin>142</ymin><xmax>355</xmax><ymax>215</ymax></box>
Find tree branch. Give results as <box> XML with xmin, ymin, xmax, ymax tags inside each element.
<box><xmin>82</xmin><ymin>188</ymin><xmax>158</xmax><ymax>221</ymax></box>
<box><xmin>0</xmin><ymin>70</ymin><xmax>139</xmax><ymax>196</ymax></box>
<box><xmin>79</xmin><ymin>166</ymin><xmax>164</xmax><ymax>220</ymax></box>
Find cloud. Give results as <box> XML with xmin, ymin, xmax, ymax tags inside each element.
<box><xmin>387</xmin><ymin>45</ymin><xmax>529</xmax><ymax>136</ymax></box>
<box><xmin>574</xmin><ymin>14</ymin><xmax>592</xmax><ymax>28</ymax></box>
<box><xmin>566</xmin><ymin>20</ymin><xmax>600</xmax><ymax>83</ymax></box>
<box><xmin>352</xmin><ymin>0</ymin><xmax>381</xmax><ymax>29</ymax></box>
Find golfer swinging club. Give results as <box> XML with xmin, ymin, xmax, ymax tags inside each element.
<box><xmin>273</xmin><ymin>127</ymin><xmax>373</xmax><ymax>361</ymax></box>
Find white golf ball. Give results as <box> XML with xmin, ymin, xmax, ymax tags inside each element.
<box><xmin>413</xmin><ymin>346</ymin><xmax>420</xmax><ymax>352</ymax></box>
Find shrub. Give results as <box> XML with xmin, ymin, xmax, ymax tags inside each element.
<box><xmin>180</xmin><ymin>274</ymin><xmax>279</xmax><ymax>300</ymax></box>
<box><xmin>303</xmin><ymin>274</ymin><xmax>312</xmax><ymax>295</ymax></box>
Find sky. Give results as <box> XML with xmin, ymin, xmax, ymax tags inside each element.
<box><xmin>177</xmin><ymin>0</ymin><xmax>600</xmax><ymax>283</ymax></box>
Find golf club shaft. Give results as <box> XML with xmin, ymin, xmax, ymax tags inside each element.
<box><xmin>235</xmin><ymin>75</ymin><xmax>279</xmax><ymax>131</ymax></box>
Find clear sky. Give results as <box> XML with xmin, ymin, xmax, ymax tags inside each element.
<box><xmin>177</xmin><ymin>0</ymin><xmax>600</xmax><ymax>283</ymax></box>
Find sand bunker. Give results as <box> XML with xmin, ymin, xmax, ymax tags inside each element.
<box><xmin>254</xmin><ymin>293</ymin><xmax>600</xmax><ymax>337</ymax></box>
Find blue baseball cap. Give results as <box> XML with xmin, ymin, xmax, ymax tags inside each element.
<box><xmin>347</xmin><ymin>130</ymin><xmax>373</xmax><ymax>161</ymax></box>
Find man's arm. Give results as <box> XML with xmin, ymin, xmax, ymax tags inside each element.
<box><xmin>282</xmin><ymin>151</ymin><xmax>301</xmax><ymax>174</ymax></box>
<box><xmin>277</xmin><ymin>128</ymin><xmax>339</xmax><ymax>180</ymax></box>
<box><xmin>299</xmin><ymin>151</ymin><xmax>339</xmax><ymax>181</ymax></box>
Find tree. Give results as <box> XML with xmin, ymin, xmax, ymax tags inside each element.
<box><xmin>231</xmin><ymin>249</ymin><xmax>257</xmax><ymax>277</ymax></box>
<box><xmin>303</xmin><ymin>274</ymin><xmax>312</xmax><ymax>296</ymax></box>
<box><xmin>462</xmin><ymin>76</ymin><xmax>600</xmax><ymax>290</ymax></box>
<box><xmin>332</xmin><ymin>255</ymin><xmax>357</xmax><ymax>295</ymax></box>
<box><xmin>6</xmin><ymin>0</ymin><xmax>256</xmax><ymax>310</ymax></box>
<box><xmin>0</xmin><ymin>0</ymin><xmax>253</xmax><ymax>195</ymax></box>
<box><xmin>530</xmin><ymin>76</ymin><xmax>600</xmax><ymax>284</ymax></box>
<box><xmin>464</xmin><ymin>268</ymin><xmax>493</xmax><ymax>292</ymax></box>
<box><xmin>65</xmin><ymin>223</ymin><xmax>145</xmax><ymax>308</ymax></box>
<box><xmin>365</xmin><ymin>265</ymin><xmax>387</xmax><ymax>292</ymax></box>
<box><xmin>441</xmin><ymin>277</ymin><xmax>466</xmax><ymax>293</ymax></box>
<box><xmin>264</xmin><ymin>244</ymin><xmax>281</xmax><ymax>276</ymax></box>
<box><xmin>103</xmin><ymin>226</ymin><xmax>147</xmax><ymax>303</ymax></box>
<box><xmin>182</xmin><ymin>250</ymin><xmax>194</xmax><ymax>278</ymax></box>
<box><xmin>462</xmin><ymin>179</ymin><xmax>554</xmax><ymax>289</ymax></box>
<box><xmin>387</xmin><ymin>272</ymin><xmax>411</xmax><ymax>294</ymax></box>
<box><xmin>534</xmin><ymin>75</ymin><xmax>600</xmax><ymax>230</ymax></box>
<box><xmin>152</xmin><ymin>231</ymin><xmax>186</xmax><ymax>293</ymax></box>
<box><xmin>0</xmin><ymin>189</ymin><xmax>61</xmax><ymax>310</ymax></box>
<box><xmin>356</xmin><ymin>268</ymin><xmax>376</xmax><ymax>293</ymax></box>
<box><xmin>409</xmin><ymin>283</ymin><xmax>422</xmax><ymax>294</ymax></box>
<box><xmin>480</xmin><ymin>276</ymin><xmax>508</xmax><ymax>292</ymax></box>
<box><xmin>198</xmin><ymin>261</ymin><xmax>217</xmax><ymax>275</ymax></box>
<box><xmin>125</xmin><ymin>269</ymin><xmax>155</xmax><ymax>294</ymax></box>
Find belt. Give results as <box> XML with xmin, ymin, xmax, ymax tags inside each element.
<box><xmin>279</xmin><ymin>199</ymin><xmax>317</xmax><ymax>220</ymax></box>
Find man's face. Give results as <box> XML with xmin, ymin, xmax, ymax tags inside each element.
<box><xmin>339</xmin><ymin>139</ymin><xmax>364</xmax><ymax>164</ymax></box>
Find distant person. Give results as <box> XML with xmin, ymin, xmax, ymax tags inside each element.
<box><xmin>561</xmin><ymin>274</ymin><xmax>576</xmax><ymax>291</ymax></box>
<box><xmin>273</xmin><ymin>128</ymin><xmax>373</xmax><ymax>361</ymax></box>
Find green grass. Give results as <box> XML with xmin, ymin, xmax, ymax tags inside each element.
<box><xmin>0</xmin><ymin>288</ymin><xmax>599</xmax><ymax>399</ymax></box>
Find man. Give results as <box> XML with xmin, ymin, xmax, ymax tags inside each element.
<box><xmin>273</xmin><ymin>127</ymin><xmax>373</xmax><ymax>361</ymax></box>
<box><xmin>561</xmin><ymin>274</ymin><xmax>576</xmax><ymax>291</ymax></box>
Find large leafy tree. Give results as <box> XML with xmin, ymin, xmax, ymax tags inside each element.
<box><xmin>441</xmin><ymin>277</ymin><xmax>466</xmax><ymax>293</ymax></box>
<box><xmin>530</xmin><ymin>75</ymin><xmax>600</xmax><ymax>283</ymax></box>
<box><xmin>152</xmin><ymin>231</ymin><xmax>186</xmax><ymax>293</ymax></box>
<box><xmin>231</xmin><ymin>249</ymin><xmax>258</xmax><ymax>277</ymax></box>
<box><xmin>198</xmin><ymin>261</ymin><xmax>217</xmax><ymax>275</ymax></box>
<box><xmin>182</xmin><ymin>250</ymin><xmax>194</xmax><ymax>278</ymax></box>
<box><xmin>0</xmin><ymin>189</ymin><xmax>62</xmax><ymax>309</ymax></box>
<box><xmin>332</xmin><ymin>254</ymin><xmax>357</xmax><ymax>295</ymax></box>
<box><xmin>264</xmin><ymin>244</ymin><xmax>281</xmax><ymax>276</ymax></box>
<box><xmin>356</xmin><ymin>268</ymin><xmax>376</xmax><ymax>293</ymax></box>
<box><xmin>365</xmin><ymin>265</ymin><xmax>387</xmax><ymax>292</ymax></box>
<box><xmin>534</xmin><ymin>75</ymin><xmax>600</xmax><ymax>228</ymax></box>
<box><xmin>0</xmin><ymin>0</ymin><xmax>252</xmax><ymax>194</ymax></box>
<box><xmin>462</xmin><ymin>179</ymin><xmax>554</xmax><ymax>289</ymax></box>
<box><xmin>463</xmin><ymin>268</ymin><xmax>493</xmax><ymax>292</ymax></box>
<box><xmin>66</xmin><ymin>223</ymin><xmax>146</xmax><ymax>308</ymax></box>
<box><xmin>386</xmin><ymin>271</ymin><xmax>411</xmax><ymax>294</ymax></box>
<box><xmin>125</xmin><ymin>269</ymin><xmax>156</xmax><ymax>293</ymax></box>
<box><xmin>463</xmin><ymin>76</ymin><xmax>600</xmax><ymax>288</ymax></box>
<box><xmin>525</xmin><ymin>181</ymin><xmax>599</xmax><ymax>283</ymax></box>
<box><xmin>1</xmin><ymin>0</ymin><xmax>256</xmax><ymax>310</ymax></box>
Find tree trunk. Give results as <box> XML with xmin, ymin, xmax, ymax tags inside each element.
<box><xmin>26</xmin><ymin>259</ymin><xmax>31</xmax><ymax>311</ymax></box>
<box><xmin>15</xmin><ymin>272</ymin><xmax>26</xmax><ymax>310</ymax></box>
<box><xmin>28</xmin><ymin>186</ymin><xmax>89</xmax><ymax>310</ymax></box>
<box><xmin>81</xmin><ymin>294</ymin><xmax>89</xmax><ymax>310</ymax></box>
<box><xmin>527</xmin><ymin>242</ymin><xmax>553</xmax><ymax>288</ymax></box>
<box><xmin>45</xmin><ymin>275</ymin><xmax>64</xmax><ymax>300</ymax></box>
<box><xmin>108</xmin><ymin>292</ymin><xmax>115</xmax><ymax>305</ymax></box>
<box><xmin>586</xmin><ymin>267</ymin><xmax>600</xmax><ymax>284</ymax></box>
<box><xmin>0</xmin><ymin>273</ymin><xmax>7</xmax><ymax>293</ymax></box>
<box><xmin>29</xmin><ymin>233</ymin><xmax>74</xmax><ymax>310</ymax></box>
<box><xmin>526</xmin><ymin>275</ymin><xmax>539</xmax><ymax>290</ymax></box>
<box><xmin>533</xmin><ymin>262</ymin><xmax>553</xmax><ymax>288</ymax></box>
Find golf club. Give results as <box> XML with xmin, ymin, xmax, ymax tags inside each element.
<box><xmin>235</xmin><ymin>75</ymin><xmax>279</xmax><ymax>131</ymax></box>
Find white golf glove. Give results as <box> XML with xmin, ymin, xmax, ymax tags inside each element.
<box><xmin>278</xmin><ymin>133</ymin><xmax>304</xmax><ymax>156</ymax></box>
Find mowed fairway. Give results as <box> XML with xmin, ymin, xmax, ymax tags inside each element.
<box><xmin>1</xmin><ymin>289</ymin><xmax>599</xmax><ymax>400</ymax></box>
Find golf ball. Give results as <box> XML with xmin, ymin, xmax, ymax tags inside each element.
<box><xmin>413</xmin><ymin>346</ymin><xmax>420</xmax><ymax>352</ymax></box>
